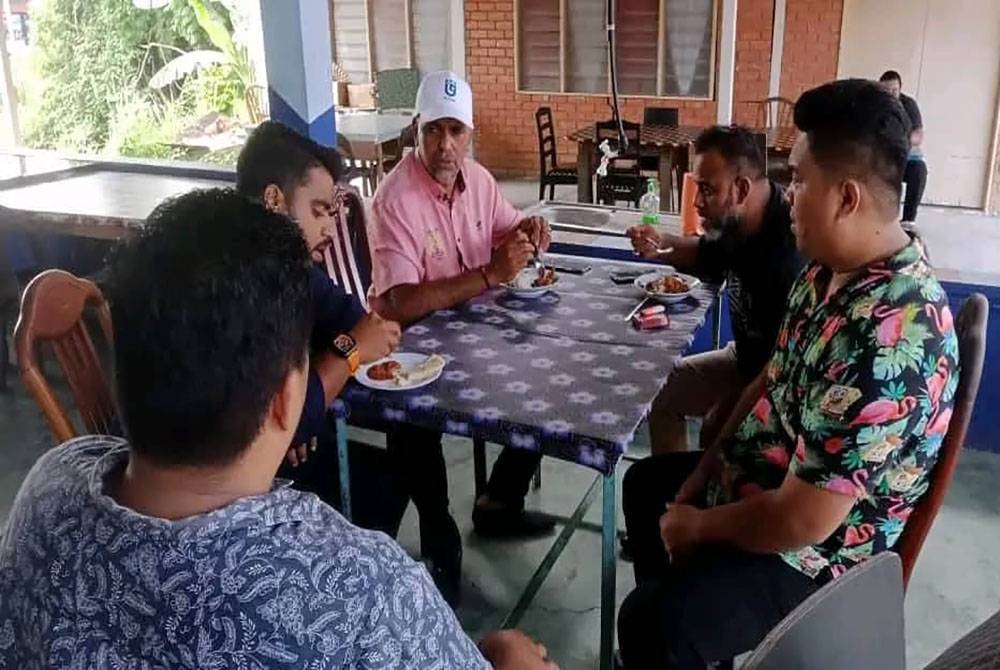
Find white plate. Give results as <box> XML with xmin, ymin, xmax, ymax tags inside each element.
<box><xmin>355</xmin><ymin>352</ymin><xmax>445</xmax><ymax>392</ymax></box>
<box><xmin>634</xmin><ymin>271</ymin><xmax>701</xmax><ymax>304</ymax></box>
<box><xmin>501</xmin><ymin>268</ymin><xmax>560</xmax><ymax>298</ymax></box>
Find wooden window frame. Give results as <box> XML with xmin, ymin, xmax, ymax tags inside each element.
<box><xmin>514</xmin><ymin>0</ymin><xmax>719</xmax><ymax>101</ymax></box>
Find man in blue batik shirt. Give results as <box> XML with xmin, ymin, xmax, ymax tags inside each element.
<box><xmin>0</xmin><ymin>189</ymin><xmax>557</xmax><ymax>670</ymax></box>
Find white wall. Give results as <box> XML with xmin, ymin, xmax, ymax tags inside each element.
<box><xmin>838</xmin><ymin>0</ymin><xmax>1000</xmax><ymax>209</ymax></box>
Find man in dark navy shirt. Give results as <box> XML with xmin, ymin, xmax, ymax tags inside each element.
<box><xmin>236</xmin><ymin>121</ymin><xmax>406</xmax><ymax>534</ymax></box>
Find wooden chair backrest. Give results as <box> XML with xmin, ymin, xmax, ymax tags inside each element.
<box><xmin>536</xmin><ymin>106</ymin><xmax>559</xmax><ymax>173</ymax></box>
<box><xmin>754</xmin><ymin>96</ymin><xmax>794</xmax><ymax>129</ymax></box>
<box><xmin>896</xmin><ymin>293</ymin><xmax>988</xmax><ymax>589</ymax></box>
<box><xmin>14</xmin><ymin>270</ymin><xmax>116</xmax><ymax>442</ymax></box>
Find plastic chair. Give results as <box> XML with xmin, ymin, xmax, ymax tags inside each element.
<box><xmin>741</xmin><ymin>553</ymin><xmax>905</xmax><ymax>670</ymax></box>
<box><xmin>895</xmin><ymin>293</ymin><xmax>988</xmax><ymax>589</ymax></box>
<box><xmin>375</xmin><ymin>68</ymin><xmax>420</xmax><ymax>111</ymax></box>
<box><xmin>14</xmin><ymin>269</ymin><xmax>116</xmax><ymax>442</ymax></box>
<box><xmin>535</xmin><ymin>107</ymin><xmax>578</xmax><ymax>201</ymax></box>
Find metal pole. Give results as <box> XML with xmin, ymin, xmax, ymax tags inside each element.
<box><xmin>0</xmin><ymin>2</ymin><xmax>21</xmax><ymax>147</ymax></box>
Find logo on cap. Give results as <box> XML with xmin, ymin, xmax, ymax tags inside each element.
<box><xmin>444</xmin><ymin>78</ymin><xmax>457</xmax><ymax>98</ymax></box>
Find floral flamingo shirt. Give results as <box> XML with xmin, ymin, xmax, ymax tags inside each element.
<box><xmin>714</xmin><ymin>236</ymin><xmax>959</xmax><ymax>582</ymax></box>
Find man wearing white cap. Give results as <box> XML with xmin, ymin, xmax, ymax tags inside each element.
<box><xmin>369</xmin><ymin>71</ymin><xmax>554</xmax><ymax>606</ymax></box>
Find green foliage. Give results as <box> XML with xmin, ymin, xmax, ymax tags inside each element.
<box><xmin>23</xmin><ymin>0</ymin><xmax>220</xmax><ymax>152</ymax></box>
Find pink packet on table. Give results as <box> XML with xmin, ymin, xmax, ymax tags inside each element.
<box><xmin>634</xmin><ymin>312</ymin><xmax>670</xmax><ymax>330</ymax></box>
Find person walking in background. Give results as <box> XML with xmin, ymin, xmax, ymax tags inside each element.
<box><xmin>880</xmin><ymin>70</ymin><xmax>927</xmax><ymax>222</ymax></box>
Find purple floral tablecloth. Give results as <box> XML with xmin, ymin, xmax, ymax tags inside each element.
<box><xmin>340</xmin><ymin>259</ymin><xmax>719</xmax><ymax>475</ymax></box>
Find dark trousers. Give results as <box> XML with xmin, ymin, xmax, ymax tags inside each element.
<box><xmin>277</xmin><ymin>421</ymin><xmax>408</xmax><ymax>537</ymax></box>
<box><xmin>619</xmin><ymin>454</ymin><xmax>818</xmax><ymax>669</ymax></box>
<box><xmin>903</xmin><ymin>159</ymin><xmax>928</xmax><ymax>223</ymax></box>
<box><xmin>386</xmin><ymin>427</ymin><xmax>542</xmax><ymax>550</ymax></box>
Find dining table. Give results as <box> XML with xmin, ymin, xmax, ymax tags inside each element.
<box><xmin>335</xmin><ymin>110</ymin><xmax>413</xmax><ymax>183</ymax></box>
<box><xmin>334</xmin><ymin>205</ymin><xmax>721</xmax><ymax>670</ymax></box>
<box><xmin>567</xmin><ymin>123</ymin><xmax>797</xmax><ymax>210</ymax></box>
<box><xmin>0</xmin><ymin>160</ymin><xmax>234</xmax><ymax>240</ymax></box>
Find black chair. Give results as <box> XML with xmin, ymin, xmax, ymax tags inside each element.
<box><xmin>639</xmin><ymin>107</ymin><xmax>681</xmax><ymax>185</ymax></box>
<box><xmin>595</xmin><ymin>119</ymin><xmax>643</xmax><ymax>208</ymax></box>
<box><xmin>642</xmin><ymin>107</ymin><xmax>679</xmax><ymax>126</ymax></box>
<box><xmin>535</xmin><ymin>107</ymin><xmax>578</xmax><ymax>201</ymax></box>
<box><xmin>741</xmin><ymin>553</ymin><xmax>905</xmax><ymax>670</ymax></box>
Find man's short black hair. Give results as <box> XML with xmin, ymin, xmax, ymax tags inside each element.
<box><xmin>106</xmin><ymin>189</ymin><xmax>313</xmax><ymax>466</ymax></box>
<box><xmin>879</xmin><ymin>70</ymin><xmax>902</xmax><ymax>85</ymax></box>
<box><xmin>794</xmin><ymin>78</ymin><xmax>911</xmax><ymax>213</ymax></box>
<box><xmin>236</xmin><ymin>120</ymin><xmax>346</xmax><ymax>199</ymax></box>
<box><xmin>693</xmin><ymin>125</ymin><xmax>766</xmax><ymax>179</ymax></box>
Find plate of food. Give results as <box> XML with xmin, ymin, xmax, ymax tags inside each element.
<box><xmin>356</xmin><ymin>353</ymin><xmax>447</xmax><ymax>391</ymax></box>
<box><xmin>501</xmin><ymin>267</ymin><xmax>559</xmax><ymax>298</ymax></box>
<box><xmin>634</xmin><ymin>271</ymin><xmax>701</xmax><ymax>304</ymax></box>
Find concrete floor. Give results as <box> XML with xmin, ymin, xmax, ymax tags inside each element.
<box><xmin>1</xmin><ymin>378</ymin><xmax>997</xmax><ymax>669</ymax></box>
<box><xmin>0</xmin><ymin>182</ymin><xmax>998</xmax><ymax>668</ymax></box>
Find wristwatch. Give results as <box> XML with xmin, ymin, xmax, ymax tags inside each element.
<box><xmin>333</xmin><ymin>333</ymin><xmax>361</xmax><ymax>374</ymax></box>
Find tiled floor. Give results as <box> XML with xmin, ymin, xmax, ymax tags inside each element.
<box><xmin>2</xmin><ymin>380</ymin><xmax>998</xmax><ymax>668</ymax></box>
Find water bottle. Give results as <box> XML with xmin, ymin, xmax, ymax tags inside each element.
<box><xmin>639</xmin><ymin>179</ymin><xmax>660</xmax><ymax>225</ymax></box>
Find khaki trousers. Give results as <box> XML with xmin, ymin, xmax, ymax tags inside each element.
<box><xmin>648</xmin><ymin>343</ymin><xmax>746</xmax><ymax>454</ymax></box>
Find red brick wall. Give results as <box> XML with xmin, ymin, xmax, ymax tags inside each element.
<box><xmin>733</xmin><ymin>0</ymin><xmax>776</xmax><ymax>126</ymax></box>
<box><xmin>780</xmin><ymin>0</ymin><xmax>845</xmax><ymax>101</ymax></box>
<box><xmin>467</xmin><ymin>0</ymin><xmax>842</xmax><ymax>177</ymax></box>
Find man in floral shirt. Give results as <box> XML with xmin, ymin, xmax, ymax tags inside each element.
<box><xmin>618</xmin><ymin>79</ymin><xmax>958</xmax><ymax>668</ymax></box>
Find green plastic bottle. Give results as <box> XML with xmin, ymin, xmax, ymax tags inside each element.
<box><xmin>639</xmin><ymin>178</ymin><xmax>660</xmax><ymax>225</ymax></box>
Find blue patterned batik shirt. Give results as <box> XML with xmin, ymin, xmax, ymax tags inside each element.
<box><xmin>0</xmin><ymin>436</ymin><xmax>489</xmax><ymax>670</ymax></box>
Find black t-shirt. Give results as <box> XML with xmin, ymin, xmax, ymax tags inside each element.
<box><xmin>900</xmin><ymin>93</ymin><xmax>923</xmax><ymax>131</ymax></box>
<box><xmin>698</xmin><ymin>181</ymin><xmax>805</xmax><ymax>380</ymax></box>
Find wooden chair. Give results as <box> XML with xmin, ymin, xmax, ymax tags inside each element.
<box><xmin>14</xmin><ymin>269</ymin><xmax>116</xmax><ymax>442</ymax></box>
<box><xmin>535</xmin><ymin>107</ymin><xmax>578</xmax><ymax>201</ymax></box>
<box><xmin>750</xmin><ymin>97</ymin><xmax>795</xmax><ymax>129</ymax></box>
<box><xmin>321</xmin><ymin>184</ymin><xmax>373</xmax><ymax>313</ymax></box>
<box><xmin>895</xmin><ymin>293</ymin><xmax>988</xmax><ymax>589</ymax></box>
<box><xmin>336</xmin><ymin>132</ymin><xmax>376</xmax><ymax>197</ymax></box>
<box><xmin>380</xmin><ymin>123</ymin><xmax>417</xmax><ymax>176</ymax></box>
<box><xmin>595</xmin><ymin>119</ymin><xmax>643</xmax><ymax>207</ymax></box>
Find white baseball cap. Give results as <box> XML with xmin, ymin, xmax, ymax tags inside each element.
<box><xmin>415</xmin><ymin>71</ymin><xmax>474</xmax><ymax>129</ymax></box>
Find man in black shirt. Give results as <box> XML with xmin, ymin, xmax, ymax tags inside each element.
<box><xmin>627</xmin><ymin>125</ymin><xmax>804</xmax><ymax>454</ymax></box>
<box><xmin>880</xmin><ymin>70</ymin><xmax>926</xmax><ymax>222</ymax></box>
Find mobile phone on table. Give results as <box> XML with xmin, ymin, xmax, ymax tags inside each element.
<box><xmin>547</xmin><ymin>259</ymin><xmax>592</xmax><ymax>275</ymax></box>
<box><xmin>610</xmin><ymin>269</ymin><xmax>645</xmax><ymax>284</ymax></box>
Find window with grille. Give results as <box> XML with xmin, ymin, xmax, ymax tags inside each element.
<box><xmin>330</xmin><ymin>0</ymin><xmax>453</xmax><ymax>83</ymax></box>
<box><xmin>516</xmin><ymin>0</ymin><xmax>716</xmax><ymax>98</ymax></box>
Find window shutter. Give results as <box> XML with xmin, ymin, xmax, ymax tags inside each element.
<box><xmin>566</xmin><ymin>0</ymin><xmax>608</xmax><ymax>94</ymax></box>
<box><xmin>662</xmin><ymin>0</ymin><xmax>715</xmax><ymax>97</ymax></box>
<box><xmin>518</xmin><ymin>0</ymin><xmax>561</xmax><ymax>92</ymax></box>
<box><xmin>412</xmin><ymin>0</ymin><xmax>452</xmax><ymax>74</ymax></box>
<box><xmin>616</xmin><ymin>0</ymin><xmax>659</xmax><ymax>96</ymax></box>
<box><xmin>371</xmin><ymin>0</ymin><xmax>410</xmax><ymax>72</ymax></box>
<box><xmin>331</xmin><ymin>0</ymin><xmax>370</xmax><ymax>83</ymax></box>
